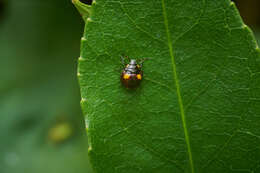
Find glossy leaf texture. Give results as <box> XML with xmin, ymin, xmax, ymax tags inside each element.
<box><xmin>75</xmin><ymin>0</ymin><xmax>260</xmax><ymax>172</ymax></box>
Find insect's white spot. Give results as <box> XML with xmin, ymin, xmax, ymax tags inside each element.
<box><xmin>92</xmin><ymin>0</ymin><xmax>96</xmax><ymax>5</ymax></box>
<box><xmin>77</xmin><ymin>72</ymin><xmax>82</xmax><ymax>77</ymax></box>
<box><xmin>88</xmin><ymin>146</ymin><xmax>92</xmax><ymax>152</ymax></box>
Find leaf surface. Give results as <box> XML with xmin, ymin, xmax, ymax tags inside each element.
<box><xmin>75</xmin><ymin>0</ymin><xmax>260</xmax><ymax>172</ymax></box>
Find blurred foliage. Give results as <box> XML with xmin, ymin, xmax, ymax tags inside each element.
<box><xmin>233</xmin><ymin>0</ymin><xmax>260</xmax><ymax>28</ymax></box>
<box><xmin>0</xmin><ymin>0</ymin><xmax>6</xmax><ymax>21</ymax></box>
<box><xmin>233</xmin><ymin>0</ymin><xmax>260</xmax><ymax>45</ymax></box>
<box><xmin>0</xmin><ymin>0</ymin><xmax>259</xmax><ymax>173</ymax></box>
<box><xmin>0</xmin><ymin>0</ymin><xmax>93</xmax><ymax>173</ymax></box>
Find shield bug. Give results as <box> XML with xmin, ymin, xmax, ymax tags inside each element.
<box><xmin>120</xmin><ymin>56</ymin><xmax>147</xmax><ymax>89</ymax></box>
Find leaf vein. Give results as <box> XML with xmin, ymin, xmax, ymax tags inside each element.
<box><xmin>103</xmin><ymin>99</ymin><xmax>184</xmax><ymax>170</ymax></box>
<box><xmin>202</xmin><ymin>130</ymin><xmax>238</xmax><ymax>170</ymax></box>
<box><xmin>119</xmin><ymin>2</ymin><xmax>164</xmax><ymax>43</ymax></box>
<box><xmin>161</xmin><ymin>0</ymin><xmax>195</xmax><ymax>173</ymax></box>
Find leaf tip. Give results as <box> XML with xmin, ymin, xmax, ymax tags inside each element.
<box><xmin>72</xmin><ymin>0</ymin><xmax>92</xmax><ymax>21</ymax></box>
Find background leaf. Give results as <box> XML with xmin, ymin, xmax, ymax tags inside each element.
<box><xmin>77</xmin><ymin>0</ymin><xmax>260</xmax><ymax>172</ymax></box>
<box><xmin>0</xmin><ymin>1</ymin><xmax>93</xmax><ymax>173</ymax></box>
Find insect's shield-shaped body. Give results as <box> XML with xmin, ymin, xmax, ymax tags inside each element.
<box><xmin>120</xmin><ymin>59</ymin><xmax>143</xmax><ymax>89</ymax></box>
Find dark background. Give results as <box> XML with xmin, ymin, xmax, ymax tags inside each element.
<box><xmin>0</xmin><ymin>0</ymin><xmax>259</xmax><ymax>173</ymax></box>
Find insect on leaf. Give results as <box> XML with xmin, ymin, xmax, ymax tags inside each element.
<box><xmin>74</xmin><ymin>0</ymin><xmax>260</xmax><ymax>172</ymax></box>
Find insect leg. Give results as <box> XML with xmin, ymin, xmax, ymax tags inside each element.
<box><xmin>138</xmin><ymin>57</ymin><xmax>150</xmax><ymax>68</ymax></box>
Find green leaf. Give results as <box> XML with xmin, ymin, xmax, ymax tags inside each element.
<box><xmin>75</xmin><ymin>0</ymin><xmax>260</xmax><ymax>172</ymax></box>
<box><xmin>72</xmin><ymin>0</ymin><xmax>92</xmax><ymax>21</ymax></box>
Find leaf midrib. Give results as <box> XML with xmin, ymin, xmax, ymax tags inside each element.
<box><xmin>161</xmin><ymin>0</ymin><xmax>195</xmax><ymax>172</ymax></box>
